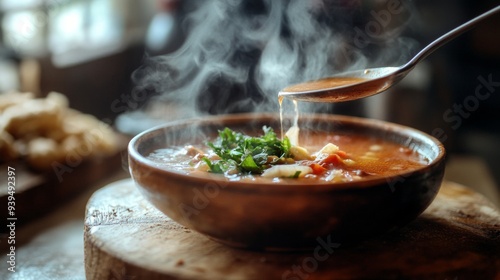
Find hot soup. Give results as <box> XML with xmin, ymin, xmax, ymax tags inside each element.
<box><xmin>147</xmin><ymin>126</ymin><xmax>429</xmax><ymax>183</ymax></box>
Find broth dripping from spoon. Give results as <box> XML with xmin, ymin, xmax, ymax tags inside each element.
<box><xmin>277</xmin><ymin>76</ymin><xmax>363</xmax><ymax>141</ymax></box>
<box><xmin>278</xmin><ymin>77</ymin><xmax>368</xmax><ymax>141</ymax></box>
<box><xmin>278</xmin><ymin>95</ymin><xmax>300</xmax><ymax>146</ymax></box>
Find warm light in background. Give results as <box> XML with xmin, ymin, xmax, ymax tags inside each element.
<box><xmin>1</xmin><ymin>0</ymin><xmax>150</xmax><ymax>65</ymax></box>
<box><xmin>2</xmin><ymin>10</ymin><xmax>45</xmax><ymax>55</ymax></box>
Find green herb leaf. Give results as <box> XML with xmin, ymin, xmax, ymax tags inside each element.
<box><xmin>202</xmin><ymin>157</ymin><xmax>238</xmax><ymax>174</ymax></box>
<box><xmin>290</xmin><ymin>171</ymin><xmax>302</xmax><ymax>178</ymax></box>
<box><xmin>241</xmin><ymin>155</ymin><xmax>261</xmax><ymax>173</ymax></box>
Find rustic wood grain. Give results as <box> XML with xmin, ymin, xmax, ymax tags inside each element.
<box><xmin>84</xmin><ymin>179</ymin><xmax>500</xmax><ymax>280</ymax></box>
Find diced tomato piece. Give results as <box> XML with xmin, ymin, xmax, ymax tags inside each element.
<box><xmin>318</xmin><ymin>154</ymin><xmax>342</xmax><ymax>166</ymax></box>
<box><xmin>310</xmin><ymin>163</ymin><xmax>327</xmax><ymax>175</ymax></box>
<box><xmin>336</xmin><ymin>150</ymin><xmax>348</xmax><ymax>159</ymax></box>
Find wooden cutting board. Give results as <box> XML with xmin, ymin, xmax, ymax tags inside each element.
<box><xmin>84</xmin><ymin>179</ymin><xmax>500</xmax><ymax>280</ymax></box>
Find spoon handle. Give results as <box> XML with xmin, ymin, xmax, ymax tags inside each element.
<box><xmin>404</xmin><ymin>5</ymin><xmax>500</xmax><ymax>69</ymax></box>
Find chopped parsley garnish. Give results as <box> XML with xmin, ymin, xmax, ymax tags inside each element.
<box><xmin>290</xmin><ymin>171</ymin><xmax>302</xmax><ymax>178</ymax></box>
<box><xmin>205</xmin><ymin>126</ymin><xmax>291</xmax><ymax>174</ymax></box>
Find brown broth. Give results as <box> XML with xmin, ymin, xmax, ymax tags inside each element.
<box><xmin>302</xmin><ymin>133</ymin><xmax>428</xmax><ymax>177</ymax></box>
<box><xmin>147</xmin><ymin>132</ymin><xmax>428</xmax><ymax>183</ymax></box>
<box><xmin>281</xmin><ymin>77</ymin><xmax>366</xmax><ymax>93</ymax></box>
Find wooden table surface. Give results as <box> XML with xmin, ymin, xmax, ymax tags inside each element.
<box><xmin>1</xmin><ymin>156</ymin><xmax>499</xmax><ymax>280</ymax></box>
<box><xmin>84</xmin><ymin>179</ymin><xmax>500</xmax><ymax>280</ymax></box>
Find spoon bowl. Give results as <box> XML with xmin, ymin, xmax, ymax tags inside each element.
<box><xmin>280</xmin><ymin>5</ymin><xmax>500</xmax><ymax>103</ymax></box>
<box><xmin>279</xmin><ymin>67</ymin><xmax>404</xmax><ymax>102</ymax></box>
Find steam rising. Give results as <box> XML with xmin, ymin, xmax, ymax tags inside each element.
<box><xmin>132</xmin><ymin>0</ymin><xmax>417</xmax><ymax>119</ymax></box>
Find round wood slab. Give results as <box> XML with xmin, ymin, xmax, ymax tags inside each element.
<box><xmin>84</xmin><ymin>179</ymin><xmax>500</xmax><ymax>279</ymax></box>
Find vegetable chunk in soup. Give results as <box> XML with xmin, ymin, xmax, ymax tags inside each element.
<box><xmin>147</xmin><ymin>126</ymin><xmax>429</xmax><ymax>183</ymax></box>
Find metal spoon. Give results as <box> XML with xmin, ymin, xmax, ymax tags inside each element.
<box><xmin>279</xmin><ymin>5</ymin><xmax>500</xmax><ymax>103</ymax></box>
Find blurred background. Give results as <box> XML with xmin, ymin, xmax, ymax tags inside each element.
<box><xmin>1</xmin><ymin>0</ymin><xmax>499</xmax><ymax>191</ymax></box>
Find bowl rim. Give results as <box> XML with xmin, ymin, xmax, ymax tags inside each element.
<box><xmin>128</xmin><ymin>113</ymin><xmax>446</xmax><ymax>193</ymax></box>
